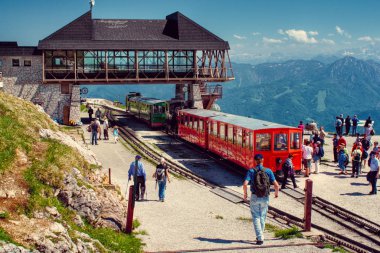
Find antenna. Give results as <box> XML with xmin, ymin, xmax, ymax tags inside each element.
<box><xmin>89</xmin><ymin>0</ymin><xmax>95</xmax><ymax>10</ymax></box>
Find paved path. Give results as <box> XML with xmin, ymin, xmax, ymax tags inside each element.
<box><xmin>80</xmin><ymin>111</ymin><xmax>328</xmax><ymax>252</ymax></box>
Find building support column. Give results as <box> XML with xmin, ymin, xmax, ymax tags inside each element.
<box><xmin>175</xmin><ymin>83</ymin><xmax>185</xmax><ymax>101</ymax></box>
<box><xmin>69</xmin><ymin>83</ymin><xmax>81</xmax><ymax>125</ymax></box>
<box><xmin>188</xmin><ymin>83</ymin><xmax>203</xmax><ymax>109</ymax></box>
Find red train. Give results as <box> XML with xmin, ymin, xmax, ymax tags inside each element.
<box><xmin>178</xmin><ymin>109</ymin><xmax>302</xmax><ymax>172</ymax></box>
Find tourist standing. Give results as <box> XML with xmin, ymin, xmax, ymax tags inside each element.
<box><xmin>352</xmin><ymin>115</ymin><xmax>358</xmax><ymax>136</ymax></box>
<box><xmin>351</xmin><ymin>144</ymin><xmax>362</xmax><ymax>178</ymax></box>
<box><xmin>337</xmin><ymin>134</ymin><xmax>346</xmax><ymax>147</ymax></box>
<box><xmin>95</xmin><ymin>108</ymin><xmax>101</xmax><ymax>119</ymax></box>
<box><xmin>90</xmin><ymin>119</ymin><xmax>99</xmax><ymax>145</ymax></box>
<box><xmin>88</xmin><ymin>107</ymin><xmax>94</xmax><ymax>121</ymax></box>
<box><xmin>302</xmin><ymin>140</ymin><xmax>313</xmax><ymax>177</ymax></box>
<box><xmin>153</xmin><ymin>157</ymin><xmax>171</xmax><ymax>202</ymax></box>
<box><xmin>96</xmin><ymin>118</ymin><xmax>102</xmax><ymax>140</ymax></box>
<box><xmin>243</xmin><ymin>154</ymin><xmax>279</xmax><ymax>245</ymax></box>
<box><xmin>281</xmin><ymin>154</ymin><xmax>297</xmax><ymax>189</ymax></box>
<box><xmin>128</xmin><ymin>155</ymin><xmax>147</xmax><ymax>200</ymax></box>
<box><xmin>312</xmin><ymin>141</ymin><xmax>322</xmax><ymax>174</ymax></box>
<box><xmin>345</xmin><ymin>115</ymin><xmax>351</xmax><ymax>136</ymax></box>
<box><xmin>332</xmin><ymin>134</ymin><xmax>339</xmax><ymax>163</ymax></box>
<box><xmin>335</xmin><ymin>116</ymin><xmax>342</xmax><ymax>136</ymax></box>
<box><xmin>298</xmin><ymin>121</ymin><xmax>304</xmax><ymax>134</ymax></box>
<box><xmin>103</xmin><ymin>118</ymin><xmax>109</xmax><ymax>140</ymax></box>
<box><xmin>338</xmin><ymin>145</ymin><xmax>348</xmax><ymax>175</ymax></box>
<box><xmin>367</xmin><ymin>152</ymin><xmax>379</xmax><ymax>195</ymax></box>
<box><xmin>113</xmin><ymin>126</ymin><xmax>119</xmax><ymax>143</ymax></box>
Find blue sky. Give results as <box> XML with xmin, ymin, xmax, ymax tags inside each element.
<box><xmin>1</xmin><ymin>0</ymin><xmax>380</xmax><ymax>63</ymax></box>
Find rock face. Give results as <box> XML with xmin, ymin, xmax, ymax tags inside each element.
<box><xmin>39</xmin><ymin>129</ymin><xmax>101</xmax><ymax>166</ymax></box>
<box><xmin>0</xmin><ymin>241</ymin><xmax>38</xmax><ymax>253</ymax></box>
<box><xmin>58</xmin><ymin>168</ymin><xmax>127</xmax><ymax>231</ymax></box>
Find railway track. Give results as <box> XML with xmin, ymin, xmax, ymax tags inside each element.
<box><xmin>105</xmin><ymin>107</ymin><xmax>379</xmax><ymax>253</ymax></box>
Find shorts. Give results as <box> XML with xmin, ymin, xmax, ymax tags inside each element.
<box><xmin>303</xmin><ymin>159</ymin><xmax>311</xmax><ymax>168</ymax></box>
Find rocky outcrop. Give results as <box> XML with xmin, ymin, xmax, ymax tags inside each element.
<box><xmin>39</xmin><ymin>129</ymin><xmax>100</xmax><ymax>166</ymax></box>
<box><xmin>58</xmin><ymin>168</ymin><xmax>127</xmax><ymax>231</ymax></box>
<box><xmin>0</xmin><ymin>241</ymin><xmax>38</xmax><ymax>253</ymax></box>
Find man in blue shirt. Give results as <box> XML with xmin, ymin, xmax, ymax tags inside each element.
<box><xmin>243</xmin><ymin>154</ymin><xmax>279</xmax><ymax>245</ymax></box>
<box><xmin>128</xmin><ymin>155</ymin><xmax>147</xmax><ymax>201</ymax></box>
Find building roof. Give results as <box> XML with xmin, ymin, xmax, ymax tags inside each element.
<box><xmin>0</xmin><ymin>42</ymin><xmax>41</xmax><ymax>56</ymax></box>
<box><xmin>38</xmin><ymin>11</ymin><xmax>229</xmax><ymax>50</ymax></box>
<box><xmin>180</xmin><ymin>109</ymin><xmax>298</xmax><ymax>131</ymax></box>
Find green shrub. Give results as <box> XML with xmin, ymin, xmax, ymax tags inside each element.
<box><xmin>274</xmin><ymin>226</ymin><xmax>303</xmax><ymax>239</ymax></box>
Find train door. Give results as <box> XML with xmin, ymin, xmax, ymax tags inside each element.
<box><xmin>289</xmin><ymin>130</ymin><xmax>302</xmax><ymax>170</ymax></box>
<box><xmin>272</xmin><ymin>130</ymin><xmax>289</xmax><ymax>172</ymax></box>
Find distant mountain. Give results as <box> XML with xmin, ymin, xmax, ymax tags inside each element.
<box><xmin>83</xmin><ymin>56</ymin><xmax>380</xmax><ymax>132</ymax></box>
<box><xmin>220</xmin><ymin>57</ymin><xmax>380</xmax><ymax>132</ymax></box>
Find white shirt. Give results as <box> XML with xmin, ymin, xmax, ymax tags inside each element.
<box><xmin>370</xmin><ymin>157</ymin><xmax>379</xmax><ymax>172</ymax></box>
<box><xmin>302</xmin><ymin>145</ymin><xmax>313</xmax><ymax>159</ymax></box>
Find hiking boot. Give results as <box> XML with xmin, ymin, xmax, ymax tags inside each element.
<box><xmin>256</xmin><ymin>240</ymin><xmax>264</xmax><ymax>245</ymax></box>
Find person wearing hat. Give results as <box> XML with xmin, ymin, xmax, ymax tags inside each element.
<box><xmin>128</xmin><ymin>155</ymin><xmax>147</xmax><ymax>201</ymax></box>
<box><xmin>243</xmin><ymin>154</ymin><xmax>279</xmax><ymax>245</ymax></box>
<box><xmin>351</xmin><ymin>144</ymin><xmax>362</xmax><ymax>178</ymax></box>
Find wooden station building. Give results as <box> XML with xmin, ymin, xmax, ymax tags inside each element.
<box><xmin>0</xmin><ymin>10</ymin><xmax>234</xmax><ymax>124</ymax></box>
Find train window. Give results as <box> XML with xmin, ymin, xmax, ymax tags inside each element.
<box><xmin>227</xmin><ymin>126</ymin><xmax>234</xmax><ymax>143</ymax></box>
<box><xmin>274</xmin><ymin>133</ymin><xmax>288</xmax><ymax>151</ymax></box>
<box><xmin>290</xmin><ymin>132</ymin><xmax>301</xmax><ymax>149</ymax></box>
<box><xmin>256</xmin><ymin>133</ymin><xmax>271</xmax><ymax>151</ymax></box>
<box><xmin>242</xmin><ymin>130</ymin><xmax>248</xmax><ymax>148</ymax></box>
<box><xmin>248</xmin><ymin>132</ymin><xmax>253</xmax><ymax>150</ymax></box>
<box><xmin>193</xmin><ymin>118</ymin><xmax>198</xmax><ymax>130</ymax></box>
<box><xmin>212</xmin><ymin>121</ymin><xmax>218</xmax><ymax>136</ymax></box>
<box><xmin>237</xmin><ymin>128</ymin><xmax>243</xmax><ymax>146</ymax></box>
<box><xmin>199</xmin><ymin>120</ymin><xmax>204</xmax><ymax>132</ymax></box>
<box><xmin>220</xmin><ymin>123</ymin><xmax>225</xmax><ymax>139</ymax></box>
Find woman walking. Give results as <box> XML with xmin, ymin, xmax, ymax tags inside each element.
<box><xmin>153</xmin><ymin>158</ymin><xmax>171</xmax><ymax>202</ymax></box>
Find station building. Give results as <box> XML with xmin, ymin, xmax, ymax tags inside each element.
<box><xmin>0</xmin><ymin>10</ymin><xmax>233</xmax><ymax>124</ymax></box>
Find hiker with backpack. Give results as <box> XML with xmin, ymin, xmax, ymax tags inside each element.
<box><xmin>153</xmin><ymin>157</ymin><xmax>171</xmax><ymax>202</ymax></box>
<box><xmin>243</xmin><ymin>154</ymin><xmax>279</xmax><ymax>245</ymax></box>
<box><xmin>351</xmin><ymin>144</ymin><xmax>362</xmax><ymax>178</ymax></box>
<box><xmin>338</xmin><ymin>145</ymin><xmax>349</xmax><ymax>175</ymax></box>
<box><xmin>361</xmin><ymin>135</ymin><xmax>371</xmax><ymax>171</ymax></box>
<box><xmin>281</xmin><ymin>154</ymin><xmax>298</xmax><ymax>189</ymax></box>
<box><xmin>128</xmin><ymin>155</ymin><xmax>147</xmax><ymax>201</ymax></box>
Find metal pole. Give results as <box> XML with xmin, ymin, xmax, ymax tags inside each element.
<box><xmin>108</xmin><ymin>168</ymin><xmax>111</xmax><ymax>185</ymax></box>
<box><xmin>125</xmin><ymin>185</ymin><xmax>134</xmax><ymax>234</ymax></box>
<box><xmin>304</xmin><ymin>179</ymin><xmax>313</xmax><ymax>231</ymax></box>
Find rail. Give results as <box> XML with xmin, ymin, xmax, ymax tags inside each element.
<box><xmin>104</xmin><ymin>106</ymin><xmax>379</xmax><ymax>253</ymax></box>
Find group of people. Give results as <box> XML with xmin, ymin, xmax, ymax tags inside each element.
<box><xmin>87</xmin><ymin>107</ymin><xmax>119</xmax><ymax>145</ymax></box>
<box><xmin>128</xmin><ymin>155</ymin><xmax>171</xmax><ymax>202</ymax></box>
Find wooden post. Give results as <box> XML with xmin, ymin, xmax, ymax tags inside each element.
<box><xmin>108</xmin><ymin>168</ymin><xmax>111</xmax><ymax>185</ymax></box>
<box><xmin>125</xmin><ymin>185</ymin><xmax>134</xmax><ymax>234</ymax></box>
<box><xmin>304</xmin><ymin>179</ymin><xmax>313</xmax><ymax>231</ymax></box>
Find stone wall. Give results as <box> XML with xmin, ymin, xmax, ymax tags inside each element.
<box><xmin>0</xmin><ymin>55</ymin><xmax>78</xmax><ymax>123</ymax></box>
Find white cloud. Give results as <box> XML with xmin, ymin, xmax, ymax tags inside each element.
<box><xmin>277</xmin><ymin>29</ymin><xmax>285</xmax><ymax>35</ymax></box>
<box><xmin>335</xmin><ymin>26</ymin><xmax>351</xmax><ymax>38</ymax></box>
<box><xmin>328</xmin><ymin>33</ymin><xmax>335</xmax><ymax>37</ymax></box>
<box><xmin>262</xmin><ymin>37</ymin><xmax>283</xmax><ymax>44</ymax></box>
<box><xmin>252</xmin><ymin>32</ymin><xmax>261</xmax><ymax>36</ymax></box>
<box><xmin>358</xmin><ymin>36</ymin><xmax>373</xmax><ymax>42</ymax></box>
<box><xmin>233</xmin><ymin>34</ymin><xmax>246</xmax><ymax>40</ymax></box>
<box><xmin>321</xmin><ymin>39</ymin><xmax>335</xmax><ymax>45</ymax></box>
<box><xmin>284</xmin><ymin>29</ymin><xmax>317</xmax><ymax>44</ymax></box>
<box><xmin>308</xmin><ymin>31</ymin><xmax>319</xmax><ymax>36</ymax></box>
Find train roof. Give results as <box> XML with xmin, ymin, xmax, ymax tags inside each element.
<box><xmin>180</xmin><ymin>109</ymin><xmax>298</xmax><ymax>130</ymax></box>
<box><xmin>129</xmin><ymin>97</ymin><xmax>167</xmax><ymax>105</ymax></box>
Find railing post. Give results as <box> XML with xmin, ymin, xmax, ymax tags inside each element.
<box><xmin>304</xmin><ymin>179</ymin><xmax>313</xmax><ymax>231</ymax></box>
<box><xmin>108</xmin><ymin>168</ymin><xmax>111</xmax><ymax>185</ymax></box>
<box><xmin>125</xmin><ymin>185</ymin><xmax>134</xmax><ymax>234</ymax></box>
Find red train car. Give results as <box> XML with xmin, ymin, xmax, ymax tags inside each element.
<box><xmin>178</xmin><ymin>109</ymin><xmax>302</xmax><ymax>172</ymax></box>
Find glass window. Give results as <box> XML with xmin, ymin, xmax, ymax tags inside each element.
<box><xmin>248</xmin><ymin>132</ymin><xmax>253</xmax><ymax>150</ymax></box>
<box><xmin>193</xmin><ymin>118</ymin><xmax>198</xmax><ymax>130</ymax></box>
<box><xmin>24</xmin><ymin>60</ymin><xmax>31</xmax><ymax>67</ymax></box>
<box><xmin>12</xmin><ymin>59</ymin><xmax>20</xmax><ymax>67</ymax></box>
<box><xmin>212</xmin><ymin>121</ymin><xmax>218</xmax><ymax>136</ymax></box>
<box><xmin>199</xmin><ymin>120</ymin><xmax>204</xmax><ymax>132</ymax></box>
<box><xmin>228</xmin><ymin>126</ymin><xmax>234</xmax><ymax>143</ymax></box>
<box><xmin>274</xmin><ymin>133</ymin><xmax>288</xmax><ymax>151</ymax></box>
<box><xmin>220</xmin><ymin>123</ymin><xmax>225</xmax><ymax>139</ymax></box>
<box><xmin>256</xmin><ymin>133</ymin><xmax>271</xmax><ymax>151</ymax></box>
<box><xmin>290</xmin><ymin>132</ymin><xmax>301</xmax><ymax>149</ymax></box>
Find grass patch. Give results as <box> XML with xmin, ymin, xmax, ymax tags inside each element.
<box><xmin>132</xmin><ymin>219</ymin><xmax>141</xmax><ymax>229</ymax></box>
<box><xmin>0</xmin><ymin>227</ymin><xmax>17</xmax><ymax>244</ymax></box>
<box><xmin>80</xmin><ymin>104</ymin><xmax>87</xmax><ymax>112</ymax></box>
<box><xmin>324</xmin><ymin>244</ymin><xmax>349</xmax><ymax>253</ymax></box>
<box><xmin>134</xmin><ymin>230</ymin><xmax>149</xmax><ymax>236</ymax></box>
<box><xmin>215</xmin><ymin>215</ymin><xmax>224</xmax><ymax>219</ymax></box>
<box><xmin>274</xmin><ymin>226</ymin><xmax>303</xmax><ymax>239</ymax></box>
<box><xmin>265</xmin><ymin>223</ymin><xmax>280</xmax><ymax>233</ymax></box>
<box><xmin>236</xmin><ymin>216</ymin><xmax>252</xmax><ymax>222</ymax></box>
<box><xmin>0</xmin><ymin>211</ymin><xmax>10</xmax><ymax>219</ymax></box>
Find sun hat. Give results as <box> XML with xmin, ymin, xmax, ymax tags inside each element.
<box><xmin>254</xmin><ymin>154</ymin><xmax>264</xmax><ymax>160</ymax></box>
